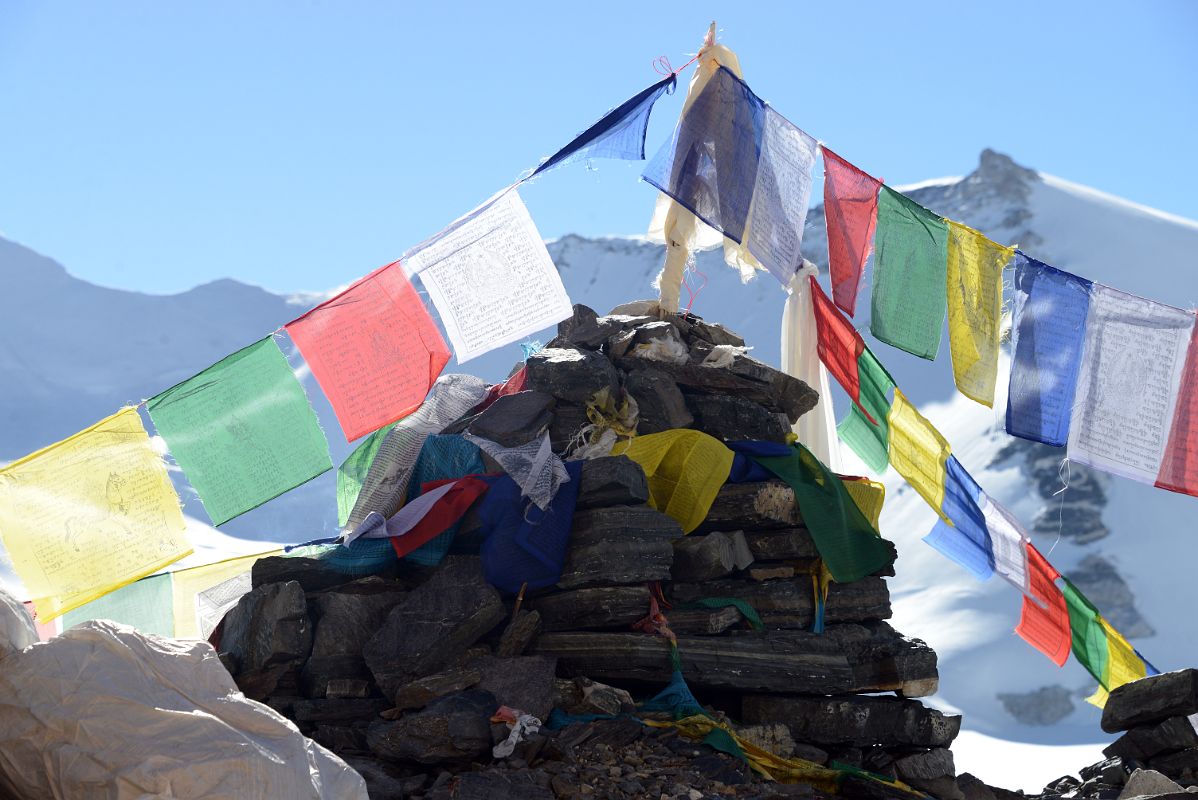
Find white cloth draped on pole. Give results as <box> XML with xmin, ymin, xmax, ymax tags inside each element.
<box><xmin>782</xmin><ymin>261</ymin><xmax>839</xmax><ymax>470</ymax></box>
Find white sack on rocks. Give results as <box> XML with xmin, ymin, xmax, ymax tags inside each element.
<box><xmin>0</xmin><ymin>600</ymin><xmax>366</xmax><ymax>800</ymax></box>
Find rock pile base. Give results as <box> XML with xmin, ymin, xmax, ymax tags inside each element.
<box><xmin>212</xmin><ymin>303</ymin><xmax>981</xmax><ymax>799</ymax></box>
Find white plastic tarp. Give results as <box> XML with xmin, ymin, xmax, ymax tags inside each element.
<box><xmin>0</xmin><ymin>596</ymin><xmax>366</xmax><ymax>800</ymax></box>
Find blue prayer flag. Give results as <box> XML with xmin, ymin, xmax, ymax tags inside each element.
<box><xmin>1006</xmin><ymin>253</ymin><xmax>1093</xmax><ymax>447</ymax></box>
<box><xmin>531</xmin><ymin>76</ymin><xmax>675</xmax><ymax>177</ymax></box>
<box><xmin>643</xmin><ymin>66</ymin><xmax>819</xmax><ymax>284</ymax></box>
<box><xmin>923</xmin><ymin>456</ymin><xmax>995</xmax><ymax>580</ymax></box>
<box><xmin>478</xmin><ymin>460</ymin><xmax>583</xmax><ymax>594</ymax></box>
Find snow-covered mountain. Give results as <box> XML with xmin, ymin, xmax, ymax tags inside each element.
<box><xmin>3</xmin><ymin>150</ymin><xmax>1198</xmax><ymax>789</ymax></box>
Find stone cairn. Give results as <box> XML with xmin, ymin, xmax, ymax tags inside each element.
<box><xmin>1032</xmin><ymin>669</ymin><xmax>1198</xmax><ymax>800</ymax></box>
<box><xmin>212</xmin><ymin>303</ymin><xmax>973</xmax><ymax>800</ymax></box>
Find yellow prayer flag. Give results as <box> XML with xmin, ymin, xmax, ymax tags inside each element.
<box><xmin>611</xmin><ymin>430</ymin><xmax>734</xmax><ymax>533</ymax></box>
<box><xmin>0</xmin><ymin>407</ymin><xmax>191</xmax><ymax>621</ymax></box>
<box><xmin>170</xmin><ymin>549</ymin><xmax>282</xmax><ymax>639</ymax></box>
<box><xmin>945</xmin><ymin>221</ymin><xmax>1015</xmax><ymax>407</ymax></box>
<box><xmin>1086</xmin><ymin>617</ymin><xmax>1148</xmax><ymax>708</ymax></box>
<box><xmin>843</xmin><ymin>477</ymin><xmax>886</xmax><ymax>531</ymax></box>
<box><xmin>887</xmin><ymin>390</ymin><xmax>952</xmax><ymax>520</ymax></box>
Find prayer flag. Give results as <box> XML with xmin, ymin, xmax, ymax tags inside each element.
<box><xmin>1062</xmin><ymin>577</ymin><xmax>1110</xmax><ymax>696</ymax></box>
<box><xmin>1063</xmin><ymin>577</ymin><xmax>1148</xmax><ymax>708</ymax></box>
<box><xmin>923</xmin><ymin>456</ymin><xmax>993</xmax><ymax>580</ymax></box>
<box><xmin>390</xmin><ymin>477</ymin><xmax>490</xmax><ymax>560</ymax></box>
<box><xmin>0</xmin><ymin>407</ymin><xmax>191</xmax><ymax>621</ymax></box>
<box><xmin>46</xmin><ymin>549</ymin><xmax>280</xmax><ymax>640</ymax></box>
<box><xmin>1067</xmin><ymin>285</ymin><xmax>1194</xmax><ymax>485</ymax></box>
<box><xmin>811</xmin><ymin>276</ymin><xmax>867</xmax><ymax>415</ymax></box>
<box><xmin>836</xmin><ymin>347</ymin><xmax>895</xmax><ymax>473</ymax></box>
<box><xmin>870</xmin><ymin>187</ymin><xmax>949</xmax><ymax>360</ymax></box>
<box><xmin>171</xmin><ymin>550</ymin><xmax>279</xmax><ymax>639</ymax></box>
<box><xmin>1017</xmin><ymin>543</ymin><xmax>1071</xmax><ymax>666</ymax></box>
<box><xmin>401</xmin><ymin>433</ymin><xmax>485</xmax><ymax>566</ymax></box>
<box><xmin>612</xmin><ymin>430</ymin><xmax>735</xmax><ymax>534</ymax></box>
<box><xmin>345</xmin><ymin>374</ymin><xmax>489</xmax><ymax>529</ymax></box>
<box><xmin>404</xmin><ymin>190</ymin><xmax>573</xmax><ymax>363</ymax></box>
<box><xmin>479</xmin><ymin>460</ymin><xmax>584</xmax><ymax>594</ymax></box>
<box><xmin>945</xmin><ymin>221</ymin><xmax>1014</xmax><ymax>407</ymax></box>
<box><xmin>643</xmin><ymin>67</ymin><xmax>818</xmax><ymax>284</ymax></box>
<box><xmin>737</xmin><ymin>442</ymin><xmax>894</xmax><ymax>583</ymax></box>
<box><xmin>1006</xmin><ymin>254</ymin><xmax>1093</xmax><ymax>446</ymax></box>
<box><xmin>821</xmin><ymin>147</ymin><xmax>881</xmax><ymax>316</ymax></box>
<box><xmin>1086</xmin><ymin>618</ymin><xmax>1147</xmax><ymax>708</ymax></box>
<box><xmin>61</xmin><ymin>572</ymin><xmax>174</xmax><ymax>638</ymax></box>
<box><xmin>978</xmin><ymin>494</ymin><xmax>1031</xmax><ymax>594</ymax></box>
<box><xmin>1156</xmin><ymin>322</ymin><xmax>1198</xmax><ymax>496</ymax></box>
<box><xmin>532</xmin><ymin>75</ymin><xmax>676</xmax><ymax>176</ymax></box>
<box><xmin>147</xmin><ymin>338</ymin><xmax>333</xmax><ymax>526</ymax></box>
<box><xmin>336</xmin><ymin>421</ymin><xmax>398</xmax><ymax>528</ymax></box>
<box><xmin>285</xmin><ymin>260</ymin><xmax>450</xmax><ymax>442</ymax></box>
<box><xmin>887</xmin><ymin>389</ymin><xmax>951</xmax><ymax>517</ymax></box>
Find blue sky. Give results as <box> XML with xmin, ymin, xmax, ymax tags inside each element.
<box><xmin>1</xmin><ymin>1</ymin><xmax>1194</xmax><ymax>295</ymax></box>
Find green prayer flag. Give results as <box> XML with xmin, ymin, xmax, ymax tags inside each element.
<box><xmin>336</xmin><ymin>421</ymin><xmax>397</xmax><ymax>527</ymax></box>
<box><xmin>148</xmin><ymin>338</ymin><xmax>333</xmax><ymax>526</ymax></box>
<box><xmin>837</xmin><ymin>347</ymin><xmax>895</xmax><ymax>473</ymax></box>
<box><xmin>1062</xmin><ymin>577</ymin><xmax>1108</xmax><ymax>684</ymax></box>
<box><xmin>870</xmin><ymin>186</ymin><xmax>949</xmax><ymax>360</ymax></box>
<box><xmin>62</xmin><ymin>572</ymin><xmax>174</xmax><ymax>637</ymax></box>
<box><xmin>748</xmin><ymin>443</ymin><xmax>893</xmax><ymax>583</ymax></box>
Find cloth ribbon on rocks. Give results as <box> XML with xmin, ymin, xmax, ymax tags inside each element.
<box><xmin>569</xmin><ymin>387</ymin><xmax>639</xmax><ymax>460</ymax></box>
<box><xmin>611</xmin><ymin>429</ymin><xmax>734</xmax><ymax>534</ymax></box>
<box><xmin>400</xmin><ymin>434</ymin><xmax>487</xmax><ymax>565</ymax></box>
<box><xmin>477</xmin><ymin>459</ymin><xmax>584</xmax><ymax>594</ymax></box>
<box><xmin>491</xmin><ymin>705</ymin><xmax>542</xmax><ymax>759</ymax></box>
<box><xmin>727</xmin><ymin>441</ymin><xmax>893</xmax><ymax>583</ymax></box>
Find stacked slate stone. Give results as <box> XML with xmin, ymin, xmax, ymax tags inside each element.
<box><xmin>1034</xmin><ymin>669</ymin><xmax>1198</xmax><ymax>800</ymax></box>
<box><xmin>211</xmin><ymin>303</ymin><xmax>966</xmax><ymax>800</ymax></box>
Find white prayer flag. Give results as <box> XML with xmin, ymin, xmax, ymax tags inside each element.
<box><xmin>405</xmin><ymin>189</ymin><xmax>573</xmax><ymax>363</ymax></box>
<box><xmin>745</xmin><ymin>107</ymin><xmax>819</xmax><ymax>285</ymax></box>
<box><xmin>979</xmin><ymin>494</ymin><xmax>1031</xmax><ymax>596</ymax></box>
<box><xmin>1067</xmin><ymin>284</ymin><xmax>1194</xmax><ymax>484</ymax></box>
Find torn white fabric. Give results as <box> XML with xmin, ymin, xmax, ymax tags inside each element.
<box><xmin>465</xmin><ymin>431</ymin><xmax>569</xmax><ymax>510</ymax></box>
<box><xmin>493</xmin><ymin>713</ymin><xmax>542</xmax><ymax>759</ymax></box>
<box><xmin>0</xmin><ymin>617</ymin><xmax>366</xmax><ymax>799</ymax></box>
<box><xmin>632</xmin><ymin>337</ymin><xmax>690</xmax><ymax>365</ymax></box>
<box><xmin>782</xmin><ymin>262</ymin><xmax>839</xmax><ymax>470</ymax></box>
<box><xmin>406</xmin><ymin>190</ymin><xmax>573</xmax><ymax>363</ymax></box>
<box><xmin>701</xmin><ymin>344</ymin><xmax>750</xmax><ymax>369</ymax></box>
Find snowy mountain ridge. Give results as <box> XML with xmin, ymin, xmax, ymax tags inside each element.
<box><xmin>2</xmin><ymin>150</ymin><xmax>1198</xmax><ymax>787</ymax></box>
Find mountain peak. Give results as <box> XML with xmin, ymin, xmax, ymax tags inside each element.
<box><xmin>963</xmin><ymin>149</ymin><xmax>1039</xmax><ymax>195</ymax></box>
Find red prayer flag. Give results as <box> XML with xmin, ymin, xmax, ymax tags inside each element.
<box><xmin>1016</xmin><ymin>542</ymin><xmax>1071</xmax><ymax>667</ymax></box>
<box><xmin>285</xmin><ymin>261</ymin><xmax>451</xmax><ymax>442</ymax></box>
<box><xmin>810</xmin><ymin>276</ymin><xmax>874</xmax><ymax>421</ymax></box>
<box><xmin>1157</xmin><ymin>319</ymin><xmax>1198</xmax><ymax>496</ymax></box>
<box><xmin>822</xmin><ymin>147</ymin><xmax>882</xmax><ymax>317</ymax></box>
<box><xmin>390</xmin><ymin>477</ymin><xmax>490</xmax><ymax>559</ymax></box>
